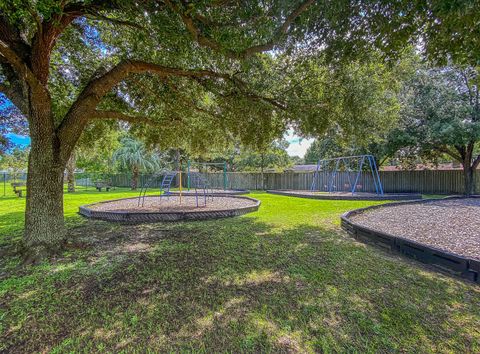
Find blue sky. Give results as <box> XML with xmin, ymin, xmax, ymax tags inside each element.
<box><xmin>6</xmin><ymin>133</ymin><xmax>30</xmax><ymax>147</ymax></box>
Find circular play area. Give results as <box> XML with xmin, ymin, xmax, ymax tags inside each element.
<box><xmin>79</xmin><ymin>195</ymin><xmax>260</xmax><ymax>222</ymax></box>
<box><xmin>169</xmin><ymin>189</ymin><xmax>249</xmax><ymax>196</ymax></box>
<box><xmin>267</xmin><ymin>155</ymin><xmax>422</xmax><ymax>200</ymax></box>
<box><xmin>342</xmin><ymin>197</ymin><xmax>480</xmax><ymax>283</ymax></box>
<box><xmin>267</xmin><ymin>190</ymin><xmax>422</xmax><ymax>200</ymax></box>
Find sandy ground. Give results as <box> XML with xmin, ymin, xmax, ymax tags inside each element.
<box><xmin>170</xmin><ymin>189</ymin><xmax>247</xmax><ymax>195</ymax></box>
<box><xmin>89</xmin><ymin>195</ymin><xmax>258</xmax><ymax>213</ymax></box>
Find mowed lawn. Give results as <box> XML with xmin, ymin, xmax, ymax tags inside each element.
<box><xmin>1</xmin><ymin>189</ymin><xmax>479</xmax><ymax>352</ymax></box>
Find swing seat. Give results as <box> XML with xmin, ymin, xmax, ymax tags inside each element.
<box><xmin>310</xmin><ymin>155</ymin><xmax>383</xmax><ymax>195</ymax></box>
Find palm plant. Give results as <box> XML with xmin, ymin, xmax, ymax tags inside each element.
<box><xmin>112</xmin><ymin>137</ymin><xmax>160</xmax><ymax>190</ymax></box>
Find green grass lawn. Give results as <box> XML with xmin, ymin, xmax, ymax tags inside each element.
<box><xmin>1</xmin><ymin>188</ymin><xmax>479</xmax><ymax>352</ymax></box>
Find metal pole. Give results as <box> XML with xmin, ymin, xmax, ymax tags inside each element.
<box><xmin>329</xmin><ymin>159</ymin><xmax>340</xmax><ymax>192</ymax></box>
<box><xmin>352</xmin><ymin>156</ymin><xmax>365</xmax><ymax>194</ymax></box>
<box><xmin>367</xmin><ymin>156</ymin><xmax>379</xmax><ymax>195</ymax></box>
<box><xmin>311</xmin><ymin>159</ymin><xmax>321</xmax><ymax>191</ymax></box>
<box><xmin>343</xmin><ymin>158</ymin><xmax>354</xmax><ymax>191</ymax></box>
<box><xmin>223</xmin><ymin>161</ymin><xmax>227</xmax><ymax>190</ymax></box>
<box><xmin>179</xmin><ymin>170</ymin><xmax>182</xmax><ymax>204</ymax></box>
<box><xmin>370</xmin><ymin>155</ymin><xmax>384</xmax><ymax>195</ymax></box>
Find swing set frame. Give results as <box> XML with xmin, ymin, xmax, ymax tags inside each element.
<box><xmin>186</xmin><ymin>161</ymin><xmax>228</xmax><ymax>191</ymax></box>
<box><xmin>310</xmin><ymin>155</ymin><xmax>384</xmax><ymax>195</ymax></box>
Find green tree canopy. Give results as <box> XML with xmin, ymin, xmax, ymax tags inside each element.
<box><xmin>386</xmin><ymin>65</ymin><xmax>480</xmax><ymax>194</ymax></box>
<box><xmin>0</xmin><ymin>147</ymin><xmax>29</xmax><ymax>175</ymax></box>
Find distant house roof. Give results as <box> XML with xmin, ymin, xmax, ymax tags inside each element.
<box><xmin>381</xmin><ymin>162</ymin><xmax>464</xmax><ymax>171</ymax></box>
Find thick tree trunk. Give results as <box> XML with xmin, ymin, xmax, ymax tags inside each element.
<box><xmin>24</xmin><ymin>129</ymin><xmax>66</xmax><ymax>261</ymax></box>
<box><xmin>131</xmin><ymin>165</ymin><xmax>139</xmax><ymax>190</ymax></box>
<box><xmin>66</xmin><ymin>153</ymin><xmax>76</xmax><ymax>193</ymax></box>
<box><xmin>463</xmin><ymin>164</ymin><xmax>475</xmax><ymax>196</ymax></box>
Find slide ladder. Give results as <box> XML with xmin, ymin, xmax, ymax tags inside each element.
<box><xmin>138</xmin><ymin>171</ymin><xmax>177</xmax><ymax>206</ymax></box>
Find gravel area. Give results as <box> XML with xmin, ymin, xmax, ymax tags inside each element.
<box><xmin>350</xmin><ymin>198</ymin><xmax>480</xmax><ymax>260</ymax></box>
<box><xmin>89</xmin><ymin>195</ymin><xmax>258</xmax><ymax>213</ymax></box>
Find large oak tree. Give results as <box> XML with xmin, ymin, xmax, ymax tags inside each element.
<box><xmin>387</xmin><ymin>66</ymin><xmax>480</xmax><ymax>195</ymax></box>
<box><xmin>0</xmin><ymin>0</ymin><xmax>477</xmax><ymax>260</ymax></box>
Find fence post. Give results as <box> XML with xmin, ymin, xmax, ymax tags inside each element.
<box><xmin>187</xmin><ymin>160</ymin><xmax>190</xmax><ymax>191</ymax></box>
<box><xmin>223</xmin><ymin>162</ymin><xmax>227</xmax><ymax>190</ymax></box>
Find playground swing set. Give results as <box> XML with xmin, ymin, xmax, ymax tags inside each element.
<box><xmin>310</xmin><ymin>154</ymin><xmax>384</xmax><ymax>195</ymax></box>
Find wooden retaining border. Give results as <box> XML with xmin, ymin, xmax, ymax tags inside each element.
<box><xmin>79</xmin><ymin>195</ymin><xmax>260</xmax><ymax>223</ymax></box>
<box><xmin>267</xmin><ymin>190</ymin><xmax>422</xmax><ymax>201</ymax></box>
<box><xmin>341</xmin><ymin>196</ymin><xmax>480</xmax><ymax>284</ymax></box>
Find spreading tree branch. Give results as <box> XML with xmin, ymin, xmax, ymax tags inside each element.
<box><xmin>0</xmin><ymin>39</ymin><xmax>45</xmax><ymax>95</ymax></box>
<box><xmin>0</xmin><ymin>14</ymin><xmax>30</xmax><ymax>60</ymax></box>
<box><xmin>130</xmin><ymin>76</ymin><xmax>222</xmax><ymax>119</ymax></box>
<box><xmin>56</xmin><ymin>60</ymin><xmax>234</xmax><ymax>160</ymax></box>
<box><xmin>473</xmin><ymin>153</ymin><xmax>480</xmax><ymax>170</ymax></box>
<box><xmin>0</xmin><ymin>81</ymin><xmax>27</xmax><ymax>114</ymax></box>
<box><xmin>165</xmin><ymin>0</ymin><xmax>315</xmax><ymax>59</ymax></box>
<box><xmin>91</xmin><ymin>110</ymin><xmax>160</xmax><ymax>126</ymax></box>
<box><xmin>84</xmin><ymin>12</ymin><xmax>145</xmax><ymax>30</ymax></box>
<box><xmin>436</xmin><ymin>145</ymin><xmax>463</xmax><ymax>162</ymax></box>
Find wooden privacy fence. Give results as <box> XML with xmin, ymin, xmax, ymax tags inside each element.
<box><xmin>1</xmin><ymin>170</ymin><xmax>478</xmax><ymax>195</ymax></box>
<box><xmin>198</xmin><ymin>170</ymin><xmax>479</xmax><ymax>194</ymax></box>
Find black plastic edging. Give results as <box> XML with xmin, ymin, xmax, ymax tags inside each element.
<box><xmin>341</xmin><ymin>196</ymin><xmax>480</xmax><ymax>284</ymax></box>
<box><xmin>79</xmin><ymin>195</ymin><xmax>260</xmax><ymax>223</ymax></box>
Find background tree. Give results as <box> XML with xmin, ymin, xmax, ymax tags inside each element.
<box><xmin>76</xmin><ymin>121</ymin><xmax>122</xmax><ymax>174</ymax></box>
<box><xmin>0</xmin><ymin>147</ymin><xmax>29</xmax><ymax>180</ymax></box>
<box><xmin>298</xmin><ymin>56</ymin><xmax>401</xmax><ymax>165</ymax></box>
<box><xmin>232</xmin><ymin>140</ymin><xmax>293</xmax><ymax>173</ymax></box>
<box><xmin>304</xmin><ymin>128</ymin><xmax>394</xmax><ymax>167</ymax></box>
<box><xmin>112</xmin><ymin>137</ymin><xmax>161</xmax><ymax>190</ymax></box>
<box><xmin>386</xmin><ymin>66</ymin><xmax>480</xmax><ymax>195</ymax></box>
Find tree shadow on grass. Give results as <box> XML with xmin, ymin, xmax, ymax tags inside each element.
<box><xmin>0</xmin><ymin>210</ymin><xmax>26</xmax><ymax>247</ymax></box>
<box><xmin>1</xmin><ymin>216</ymin><xmax>480</xmax><ymax>353</ymax></box>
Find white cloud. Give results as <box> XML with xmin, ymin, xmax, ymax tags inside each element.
<box><xmin>284</xmin><ymin>129</ymin><xmax>314</xmax><ymax>158</ymax></box>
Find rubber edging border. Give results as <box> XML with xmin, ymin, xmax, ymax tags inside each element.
<box><xmin>341</xmin><ymin>196</ymin><xmax>480</xmax><ymax>284</ymax></box>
